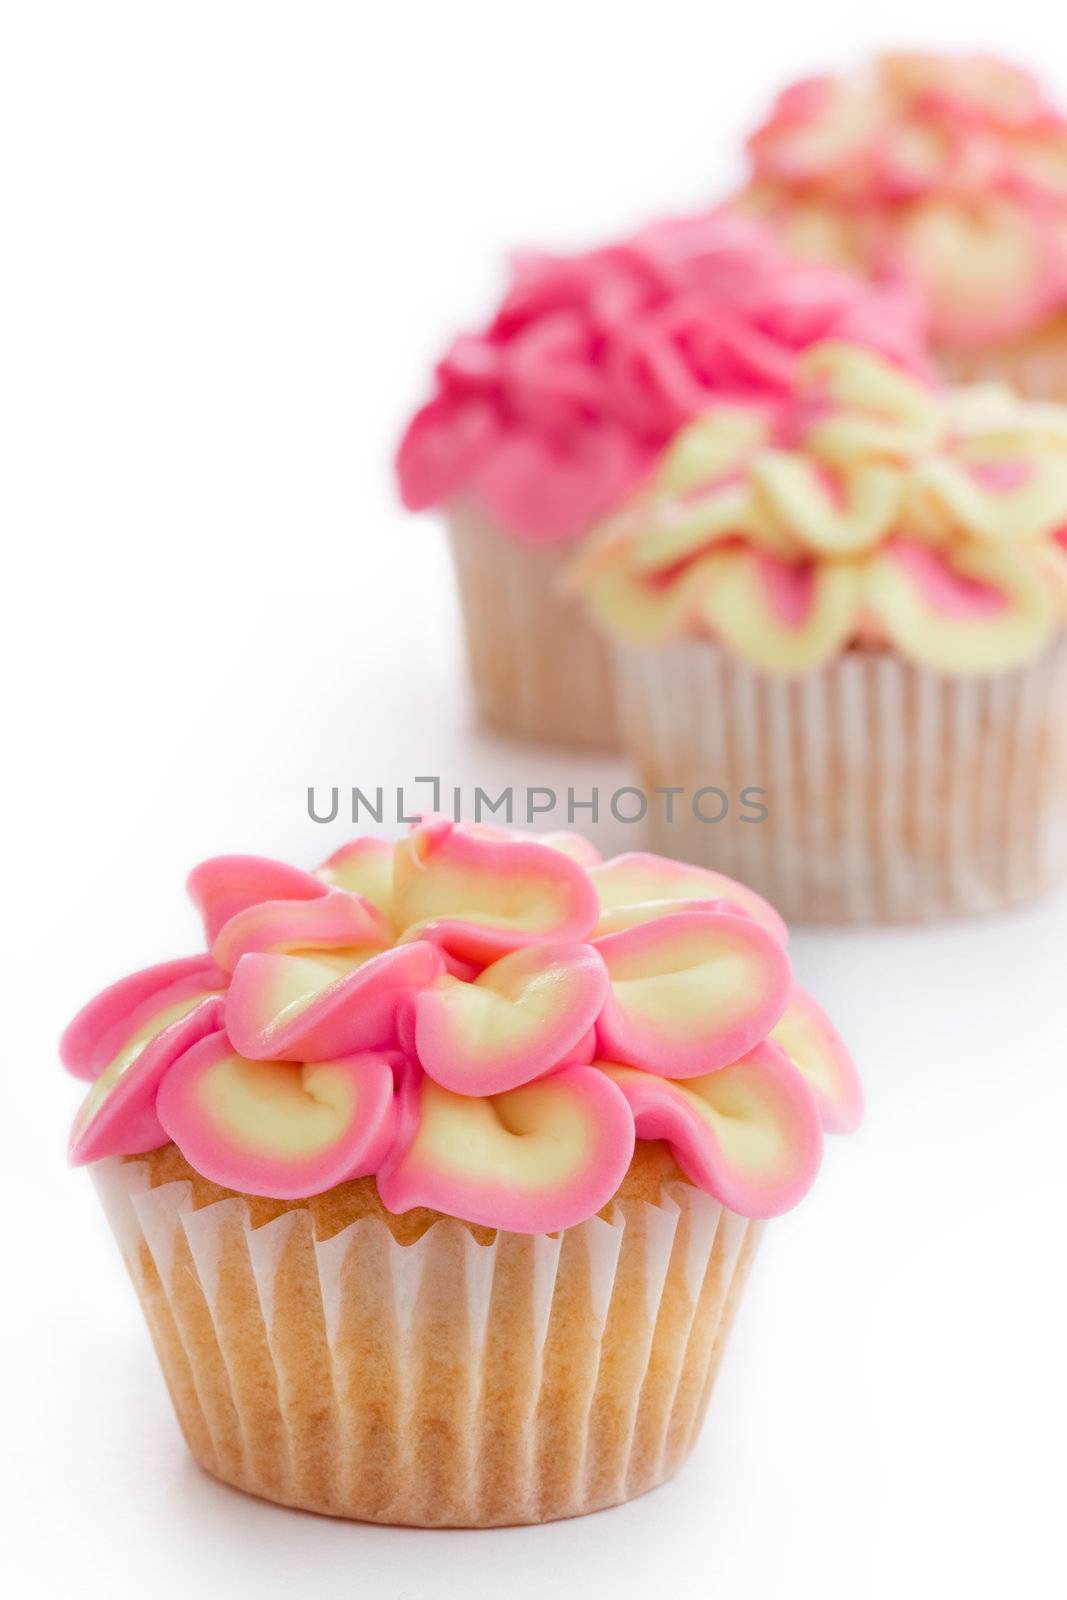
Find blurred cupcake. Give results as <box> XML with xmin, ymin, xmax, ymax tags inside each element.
<box><xmin>63</xmin><ymin>818</ymin><xmax>860</xmax><ymax>1527</ymax></box>
<box><xmin>734</xmin><ymin>52</ymin><xmax>1067</xmax><ymax>397</ymax></box>
<box><xmin>571</xmin><ymin>343</ymin><xmax>1067</xmax><ymax>923</ymax></box>
<box><xmin>397</xmin><ymin>213</ymin><xmax>925</xmax><ymax>747</ymax></box>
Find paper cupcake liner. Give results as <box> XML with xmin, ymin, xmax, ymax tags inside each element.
<box><xmin>935</xmin><ymin>316</ymin><xmax>1067</xmax><ymax>402</ymax></box>
<box><xmin>615</xmin><ymin>637</ymin><xmax>1067</xmax><ymax>924</ymax></box>
<box><xmin>92</xmin><ymin>1156</ymin><xmax>758</xmax><ymax>1527</ymax></box>
<box><xmin>448</xmin><ymin>504</ymin><xmax>620</xmax><ymax>748</ymax></box>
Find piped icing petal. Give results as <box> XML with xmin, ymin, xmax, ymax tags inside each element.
<box><xmin>315</xmin><ymin>837</ymin><xmax>397</xmax><ymax>923</ymax></box>
<box><xmin>60</xmin><ymin>955</ymin><xmax>227</xmax><ymax>1080</ymax></box>
<box><xmin>535</xmin><ymin>831</ymin><xmax>603</xmax><ymax>867</ymax></box>
<box><xmin>590</xmin><ymin>852</ymin><xmax>788</xmax><ymax>944</ymax></box>
<box><xmin>225</xmin><ymin>943</ymin><xmax>446</xmax><ymax>1061</ymax></box>
<box><xmin>69</xmin><ymin>997</ymin><xmax>225</xmax><ymax>1163</ymax></box>
<box><xmin>210</xmin><ymin>891</ymin><xmax>392</xmax><ymax>973</ymax></box>
<box><xmin>397</xmin><ymin>211</ymin><xmax>926</xmax><ymax>542</ymax></box>
<box><xmin>793</xmin><ymin>341</ymin><xmax>940</xmax><ymax>458</ymax></box>
<box><xmin>449</xmin><ymin>821</ymin><xmax>602</xmax><ymax>867</ymax></box>
<box><xmin>413</xmin><ymin>943</ymin><xmax>609</xmax><ymax>1095</ymax></box>
<box><xmin>157</xmin><ymin>1034</ymin><xmax>398</xmax><ymax>1199</ymax></box>
<box><xmin>770</xmin><ymin>987</ymin><xmax>863</xmax><ymax>1135</ymax></box>
<box><xmin>734</xmin><ymin>52</ymin><xmax>1067</xmax><ymax>348</ymax></box>
<box><xmin>655</xmin><ymin>406</ymin><xmax>771</xmax><ymax>495</ymax></box>
<box><xmin>694</xmin><ymin>548</ymin><xmax>865</xmax><ymax>673</ymax></box>
<box><xmin>601</xmin><ymin>1042</ymin><xmax>822</xmax><ymax>1217</ymax></box>
<box><xmin>392</xmin><ymin>816</ymin><xmax>600</xmax><ymax>962</ymax></box>
<box><xmin>913</xmin><ymin>450</ymin><xmax>1067</xmax><ymax>544</ymax></box>
<box><xmin>574</xmin><ymin>549</ymin><xmax>723</xmax><ymax>646</ymax></box>
<box><xmin>376</xmin><ymin>1064</ymin><xmax>635</xmax><ymax>1233</ymax></box>
<box><xmin>188</xmin><ymin>855</ymin><xmax>328</xmax><ymax>945</ymax></box>
<box><xmin>865</xmin><ymin>538</ymin><xmax>1056</xmax><ymax>672</ymax></box>
<box><xmin>571</xmin><ymin>341</ymin><xmax>1067</xmax><ymax>674</ymax></box>
<box><xmin>751</xmin><ymin>452</ymin><xmax>902</xmax><ymax>554</ymax></box>
<box><xmin>594</xmin><ymin>911</ymin><xmax>791</xmax><ymax>1078</ymax></box>
<box><xmin>890</xmin><ymin>197</ymin><xmax>1055</xmax><ymax>348</ymax></box>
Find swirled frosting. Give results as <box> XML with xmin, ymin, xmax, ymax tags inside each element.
<box><xmin>571</xmin><ymin>342</ymin><xmax>1067</xmax><ymax>674</ymax></box>
<box><xmin>735</xmin><ymin>52</ymin><xmax>1067</xmax><ymax>349</ymax></box>
<box><xmin>397</xmin><ymin>213</ymin><xmax>927</xmax><ymax>542</ymax></box>
<box><xmin>61</xmin><ymin>820</ymin><xmax>861</xmax><ymax>1231</ymax></box>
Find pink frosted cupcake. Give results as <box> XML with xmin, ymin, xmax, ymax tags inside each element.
<box><xmin>734</xmin><ymin>51</ymin><xmax>1067</xmax><ymax>397</ymax></box>
<box><xmin>571</xmin><ymin>343</ymin><xmax>1067</xmax><ymax>923</ymax></box>
<box><xmin>397</xmin><ymin>213</ymin><xmax>925</xmax><ymax>747</ymax></box>
<box><xmin>63</xmin><ymin>818</ymin><xmax>859</xmax><ymax>1526</ymax></box>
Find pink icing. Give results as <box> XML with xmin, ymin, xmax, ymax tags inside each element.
<box><xmin>605</xmin><ymin>1041</ymin><xmax>823</xmax><ymax>1219</ymax></box>
<box><xmin>412</xmin><ymin>941</ymin><xmax>610</xmax><ymax>1095</ymax></box>
<box><xmin>156</xmin><ymin>1037</ymin><xmax>400</xmax><ymax>1201</ymax></box>
<box><xmin>397</xmin><ymin>213</ymin><xmax>927</xmax><ymax>541</ymax></box>
<box><xmin>739</xmin><ymin>53</ymin><xmax>1067</xmax><ymax>346</ymax></box>
<box><xmin>969</xmin><ymin>460</ymin><xmax>1032</xmax><ymax>493</ymax></box>
<box><xmin>755</xmin><ymin>553</ymin><xmax>819</xmax><ymax>627</ymax></box>
<box><xmin>393</xmin><ymin>814</ymin><xmax>601</xmax><ymax>961</ymax></box>
<box><xmin>376</xmin><ymin>1061</ymin><xmax>637</xmax><ymax>1234</ymax></box>
<box><xmin>211</xmin><ymin>891</ymin><xmax>393</xmax><ymax>972</ymax></box>
<box><xmin>771</xmin><ymin>987</ymin><xmax>863</xmax><ymax>1136</ymax></box>
<box><xmin>61</xmin><ymin>821</ymin><xmax>861</xmax><ymax>1230</ymax></box>
<box><xmin>589</xmin><ymin>852</ymin><xmax>791</xmax><ymax>945</ymax></box>
<box><xmin>226</xmin><ymin>942</ymin><xmax>447</xmax><ymax>1061</ymax></box>
<box><xmin>593</xmin><ymin>910</ymin><xmax>792</xmax><ymax>1076</ymax></box>
<box><xmin>886</xmin><ymin>540</ymin><xmax>1009</xmax><ymax>619</ymax></box>
<box><xmin>188</xmin><ymin>856</ymin><xmax>328</xmax><ymax>944</ymax></box>
<box><xmin>60</xmin><ymin>956</ymin><xmax>228</xmax><ymax>1081</ymax></box>
<box><xmin>69</xmin><ymin>997</ymin><xmax>226</xmax><ymax>1164</ymax></box>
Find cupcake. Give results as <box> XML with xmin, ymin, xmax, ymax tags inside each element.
<box><xmin>571</xmin><ymin>343</ymin><xmax>1067</xmax><ymax>924</ymax></box>
<box><xmin>63</xmin><ymin>818</ymin><xmax>860</xmax><ymax>1527</ymax></box>
<box><xmin>734</xmin><ymin>51</ymin><xmax>1067</xmax><ymax>398</ymax></box>
<box><xmin>397</xmin><ymin>212</ymin><xmax>925</xmax><ymax>747</ymax></box>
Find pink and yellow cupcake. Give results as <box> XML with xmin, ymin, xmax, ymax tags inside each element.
<box><xmin>734</xmin><ymin>51</ymin><xmax>1067</xmax><ymax>397</ymax></box>
<box><xmin>63</xmin><ymin>818</ymin><xmax>860</xmax><ymax>1527</ymax></box>
<box><xmin>571</xmin><ymin>343</ymin><xmax>1067</xmax><ymax>923</ymax></box>
<box><xmin>397</xmin><ymin>213</ymin><xmax>925</xmax><ymax>747</ymax></box>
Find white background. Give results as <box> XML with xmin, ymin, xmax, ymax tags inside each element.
<box><xmin>3</xmin><ymin>3</ymin><xmax>1067</xmax><ymax>1596</ymax></box>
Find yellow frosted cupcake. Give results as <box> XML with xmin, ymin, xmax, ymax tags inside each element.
<box><xmin>734</xmin><ymin>52</ymin><xmax>1067</xmax><ymax>399</ymax></box>
<box><xmin>571</xmin><ymin>343</ymin><xmax>1067</xmax><ymax>922</ymax></box>
<box><xmin>63</xmin><ymin>819</ymin><xmax>860</xmax><ymax>1525</ymax></box>
<box><xmin>396</xmin><ymin>213</ymin><xmax>925</xmax><ymax>748</ymax></box>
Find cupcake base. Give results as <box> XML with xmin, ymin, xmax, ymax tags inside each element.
<box><xmin>448</xmin><ymin>504</ymin><xmax>620</xmax><ymax>749</ymax></box>
<box><xmin>615</xmin><ymin>637</ymin><xmax>1067</xmax><ymax>925</ymax></box>
<box><xmin>935</xmin><ymin>314</ymin><xmax>1067</xmax><ymax>401</ymax></box>
<box><xmin>92</xmin><ymin>1145</ymin><xmax>758</xmax><ymax>1527</ymax></box>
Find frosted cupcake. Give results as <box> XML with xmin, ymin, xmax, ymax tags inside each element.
<box><xmin>571</xmin><ymin>343</ymin><xmax>1067</xmax><ymax>923</ymax></box>
<box><xmin>397</xmin><ymin>213</ymin><xmax>925</xmax><ymax>747</ymax></box>
<box><xmin>63</xmin><ymin>818</ymin><xmax>860</xmax><ymax>1527</ymax></box>
<box><xmin>734</xmin><ymin>52</ymin><xmax>1067</xmax><ymax>398</ymax></box>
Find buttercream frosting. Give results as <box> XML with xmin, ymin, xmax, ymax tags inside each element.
<box><xmin>571</xmin><ymin>342</ymin><xmax>1067</xmax><ymax>674</ymax></box>
<box><xmin>735</xmin><ymin>52</ymin><xmax>1067</xmax><ymax>348</ymax></box>
<box><xmin>61</xmin><ymin>820</ymin><xmax>860</xmax><ymax>1230</ymax></box>
<box><xmin>397</xmin><ymin>213</ymin><xmax>927</xmax><ymax>542</ymax></box>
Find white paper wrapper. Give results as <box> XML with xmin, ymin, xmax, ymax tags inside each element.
<box><xmin>92</xmin><ymin>1156</ymin><xmax>759</xmax><ymax>1527</ymax></box>
<box><xmin>448</xmin><ymin>504</ymin><xmax>620</xmax><ymax>748</ymax></box>
<box><xmin>615</xmin><ymin>636</ymin><xmax>1067</xmax><ymax>924</ymax></box>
